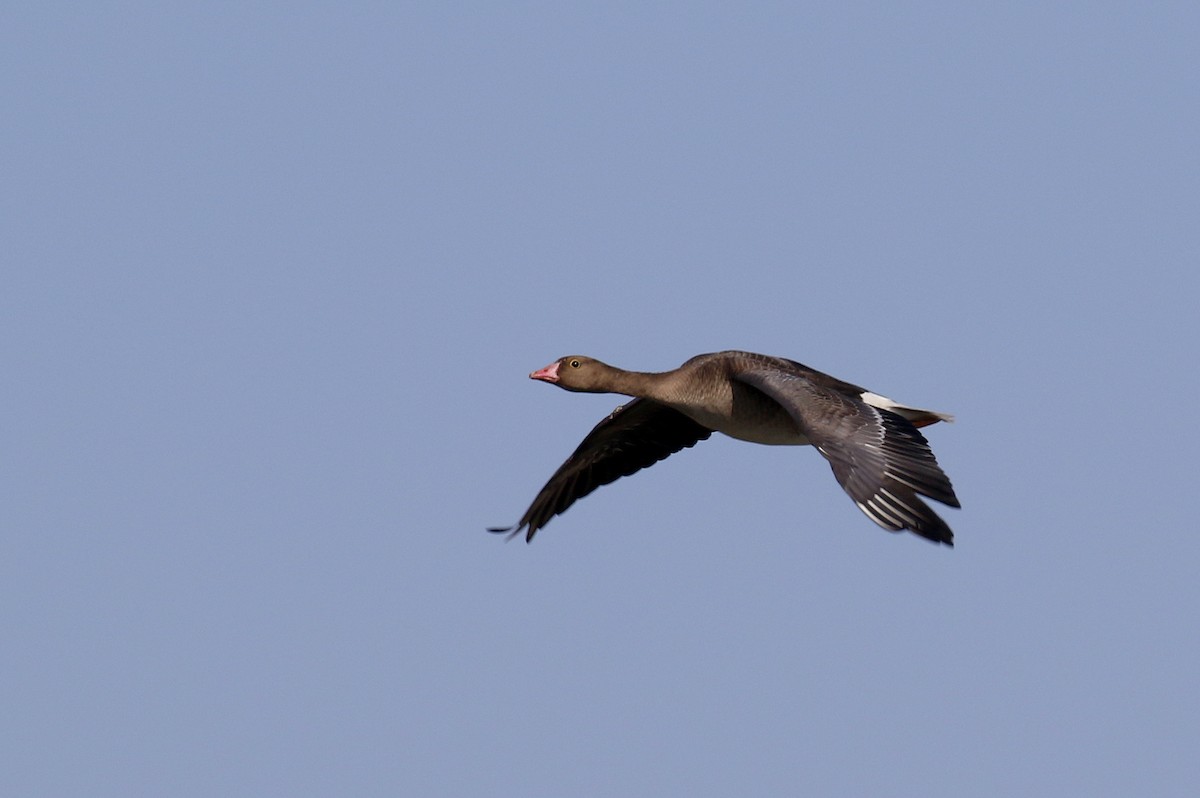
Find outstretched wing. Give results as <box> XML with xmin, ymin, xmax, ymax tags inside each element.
<box><xmin>734</xmin><ymin>369</ymin><xmax>959</xmax><ymax>545</ymax></box>
<box><xmin>490</xmin><ymin>398</ymin><xmax>712</xmax><ymax>542</ymax></box>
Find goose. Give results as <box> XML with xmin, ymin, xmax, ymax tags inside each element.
<box><xmin>490</xmin><ymin>351</ymin><xmax>960</xmax><ymax>546</ymax></box>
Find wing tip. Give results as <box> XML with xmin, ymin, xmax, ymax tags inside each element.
<box><xmin>910</xmin><ymin>508</ymin><xmax>955</xmax><ymax>547</ymax></box>
<box><xmin>855</xmin><ymin>492</ymin><xmax>956</xmax><ymax>547</ymax></box>
<box><xmin>487</xmin><ymin>523</ymin><xmax>520</xmax><ymax>542</ymax></box>
<box><xmin>486</xmin><ymin>525</ymin><xmax>529</xmax><ymax>542</ymax></box>
<box><xmin>916</xmin><ymin>524</ymin><xmax>954</xmax><ymax>547</ymax></box>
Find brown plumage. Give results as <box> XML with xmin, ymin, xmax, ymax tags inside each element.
<box><xmin>490</xmin><ymin>351</ymin><xmax>960</xmax><ymax>546</ymax></box>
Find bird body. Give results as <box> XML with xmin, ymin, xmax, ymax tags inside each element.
<box><xmin>492</xmin><ymin>351</ymin><xmax>960</xmax><ymax>545</ymax></box>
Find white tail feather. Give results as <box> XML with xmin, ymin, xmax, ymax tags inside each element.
<box><xmin>860</xmin><ymin>391</ymin><xmax>955</xmax><ymax>424</ymax></box>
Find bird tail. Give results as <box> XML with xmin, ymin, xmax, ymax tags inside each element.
<box><xmin>859</xmin><ymin>391</ymin><xmax>954</xmax><ymax>428</ymax></box>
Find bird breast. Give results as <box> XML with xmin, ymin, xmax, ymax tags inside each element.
<box><xmin>670</xmin><ymin>381</ymin><xmax>810</xmax><ymax>447</ymax></box>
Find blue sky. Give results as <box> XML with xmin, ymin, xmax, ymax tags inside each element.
<box><xmin>4</xmin><ymin>2</ymin><xmax>1198</xmax><ymax>795</ymax></box>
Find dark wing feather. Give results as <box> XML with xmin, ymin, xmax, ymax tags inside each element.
<box><xmin>489</xmin><ymin>398</ymin><xmax>712</xmax><ymax>542</ymax></box>
<box><xmin>734</xmin><ymin>369</ymin><xmax>959</xmax><ymax>546</ymax></box>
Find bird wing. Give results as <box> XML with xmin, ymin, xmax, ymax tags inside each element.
<box><xmin>490</xmin><ymin>398</ymin><xmax>712</xmax><ymax>542</ymax></box>
<box><xmin>733</xmin><ymin>368</ymin><xmax>959</xmax><ymax>545</ymax></box>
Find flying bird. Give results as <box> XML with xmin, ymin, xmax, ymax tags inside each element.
<box><xmin>490</xmin><ymin>351</ymin><xmax>960</xmax><ymax>545</ymax></box>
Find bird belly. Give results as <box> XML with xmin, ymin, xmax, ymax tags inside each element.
<box><xmin>681</xmin><ymin>406</ymin><xmax>810</xmax><ymax>446</ymax></box>
<box><xmin>717</xmin><ymin>419</ymin><xmax>811</xmax><ymax>446</ymax></box>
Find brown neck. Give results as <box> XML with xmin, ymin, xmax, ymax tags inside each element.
<box><xmin>601</xmin><ymin>365</ymin><xmax>676</xmax><ymax>401</ymax></box>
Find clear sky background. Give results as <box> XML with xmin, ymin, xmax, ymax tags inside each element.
<box><xmin>4</xmin><ymin>3</ymin><xmax>1198</xmax><ymax>796</ymax></box>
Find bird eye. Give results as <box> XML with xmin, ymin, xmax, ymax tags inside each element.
<box><xmin>569</xmin><ymin>359</ymin><xmax>581</xmax><ymax>368</ymax></box>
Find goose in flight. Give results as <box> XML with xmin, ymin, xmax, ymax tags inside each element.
<box><xmin>490</xmin><ymin>351</ymin><xmax>960</xmax><ymax>546</ymax></box>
